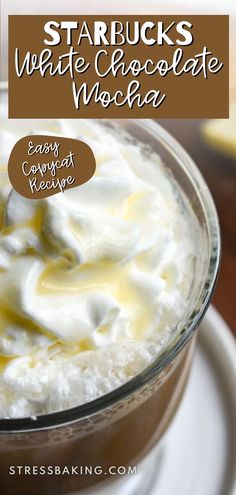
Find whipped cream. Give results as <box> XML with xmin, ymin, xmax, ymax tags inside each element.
<box><xmin>0</xmin><ymin>119</ymin><xmax>198</xmax><ymax>418</ymax></box>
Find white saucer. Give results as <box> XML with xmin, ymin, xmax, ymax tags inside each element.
<box><xmin>149</xmin><ymin>306</ymin><xmax>236</xmax><ymax>495</ymax></box>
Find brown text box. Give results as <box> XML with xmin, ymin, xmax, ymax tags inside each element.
<box><xmin>8</xmin><ymin>15</ymin><xmax>229</xmax><ymax>118</ymax></box>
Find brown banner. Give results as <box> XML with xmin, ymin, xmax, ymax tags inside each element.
<box><xmin>8</xmin><ymin>15</ymin><xmax>229</xmax><ymax>118</ymax></box>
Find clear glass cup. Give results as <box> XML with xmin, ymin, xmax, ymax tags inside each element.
<box><xmin>0</xmin><ymin>118</ymin><xmax>220</xmax><ymax>495</ymax></box>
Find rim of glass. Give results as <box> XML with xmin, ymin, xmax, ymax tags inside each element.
<box><xmin>0</xmin><ymin>117</ymin><xmax>221</xmax><ymax>433</ymax></box>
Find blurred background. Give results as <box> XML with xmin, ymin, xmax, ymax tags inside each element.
<box><xmin>1</xmin><ymin>0</ymin><xmax>235</xmax><ymax>334</ymax></box>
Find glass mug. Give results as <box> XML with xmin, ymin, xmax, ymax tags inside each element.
<box><xmin>0</xmin><ymin>119</ymin><xmax>220</xmax><ymax>495</ymax></box>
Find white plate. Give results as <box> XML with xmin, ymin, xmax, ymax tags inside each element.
<box><xmin>149</xmin><ymin>305</ymin><xmax>236</xmax><ymax>495</ymax></box>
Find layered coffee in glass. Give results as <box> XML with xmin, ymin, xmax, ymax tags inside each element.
<box><xmin>0</xmin><ymin>112</ymin><xmax>220</xmax><ymax>494</ymax></box>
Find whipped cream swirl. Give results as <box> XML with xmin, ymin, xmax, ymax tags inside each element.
<box><xmin>0</xmin><ymin>119</ymin><xmax>197</xmax><ymax>418</ymax></box>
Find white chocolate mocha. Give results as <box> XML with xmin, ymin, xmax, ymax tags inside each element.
<box><xmin>0</xmin><ymin>120</ymin><xmax>197</xmax><ymax>418</ymax></box>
